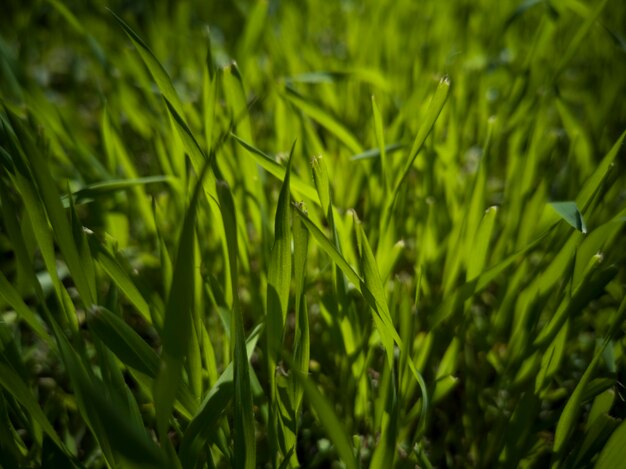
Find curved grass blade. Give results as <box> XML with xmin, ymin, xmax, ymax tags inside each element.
<box><xmin>109</xmin><ymin>9</ymin><xmax>185</xmax><ymax>117</ymax></box>
<box><xmin>164</xmin><ymin>97</ymin><xmax>210</xmax><ymax>176</ymax></box>
<box><xmin>5</xmin><ymin>109</ymin><xmax>97</xmax><ymax>308</ymax></box>
<box><xmin>0</xmin><ymin>363</ymin><xmax>66</xmax><ymax>452</ymax></box>
<box><xmin>292</xmin><ymin>206</ymin><xmax>428</xmax><ymax>429</ymax></box>
<box><xmin>393</xmin><ymin>76</ymin><xmax>450</xmax><ymax>195</ymax></box>
<box><xmin>549</xmin><ymin>201</ymin><xmax>587</xmax><ymax>234</ymax></box>
<box><xmin>0</xmin><ymin>269</ymin><xmax>49</xmax><ymax>343</ymax></box>
<box><xmin>92</xmin><ymin>244</ymin><xmax>152</xmax><ymax>323</ymax></box>
<box><xmin>63</xmin><ymin>175</ymin><xmax>173</xmax><ymax>205</ymax></box>
<box><xmin>293</xmin><ymin>205</ymin><xmax>400</xmax><ymax>346</ymax></box>
<box><xmin>231</xmin><ymin>133</ymin><xmax>318</xmax><ymax>202</ymax></box>
<box><xmin>293</xmin><ymin>205</ymin><xmax>361</xmax><ymax>288</ymax></box>
<box><xmin>5</xmin><ymin>158</ymin><xmax>76</xmax><ymax>329</ymax></box>
<box><xmin>349</xmin><ymin>142</ymin><xmax>405</xmax><ymax>161</ymax></box>
<box><xmin>87</xmin><ymin>305</ymin><xmax>159</xmax><ymax>378</ymax></box>
<box><xmin>355</xmin><ymin>217</ymin><xmax>397</xmax><ymax>366</ymax></box>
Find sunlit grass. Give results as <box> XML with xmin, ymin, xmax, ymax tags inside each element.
<box><xmin>0</xmin><ymin>0</ymin><xmax>625</xmax><ymax>467</ymax></box>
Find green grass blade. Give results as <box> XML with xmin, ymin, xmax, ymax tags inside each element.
<box><xmin>576</xmin><ymin>130</ymin><xmax>626</xmax><ymax>213</ymax></box>
<box><xmin>282</xmin><ymin>87</ymin><xmax>363</xmax><ymax>154</ymax></box>
<box><xmin>371</xmin><ymin>95</ymin><xmax>388</xmax><ymax>191</ymax></box>
<box><xmin>109</xmin><ymin>9</ymin><xmax>185</xmax><ymax>117</ymax></box>
<box><xmin>164</xmin><ymin>97</ymin><xmax>209</xmax><ymax>175</ymax></box>
<box><xmin>231</xmin><ymin>133</ymin><xmax>318</xmax><ymax>202</ymax></box>
<box><xmin>290</xmin><ymin>203</ymin><xmax>310</xmax><ymax>414</ymax></box>
<box><xmin>7</xmin><ymin>164</ymin><xmax>77</xmax><ymax>329</ymax></box>
<box><xmin>467</xmin><ymin>206</ymin><xmax>498</xmax><ymax>280</ymax></box>
<box><xmin>0</xmin><ymin>269</ymin><xmax>49</xmax><ymax>343</ymax></box>
<box><xmin>293</xmin><ymin>205</ymin><xmax>361</xmax><ymax>287</ymax></box>
<box><xmin>594</xmin><ymin>418</ymin><xmax>626</xmax><ymax>469</ymax></box>
<box><xmin>0</xmin><ymin>173</ymin><xmax>37</xmax><ymax>293</ymax></box>
<box><xmin>87</xmin><ymin>305</ymin><xmax>159</xmax><ymax>378</ymax></box>
<box><xmin>267</xmin><ymin>141</ymin><xmax>295</xmax><ymax>355</ymax></box>
<box><xmin>154</xmin><ymin>163</ymin><xmax>210</xmax><ymax>441</ymax></box>
<box><xmin>393</xmin><ymin>76</ymin><xmax>450</xmax><ymax>195</ymax></box>
<box><xmin>92</xmin><ymin>244</ymin><xmax>152</xmax><ymax>324</ymax></box>
<box><xmin>5</xmin><ymin>109</ymin><xmax>97</xmax><ymax>308</ymax></box>
<box><xmin>311</xmin><ymin>154</ymin><xmax>331</xmax><ymax>217</ymax></box>
<box><xmin>217</xmin><ymin>181</ymin><xmax>256</xmax><ymax>469</ymax></box>
<box><xmin>370</xmin><ymin>362</ymin><xmax>398</xmax><ymax>468</ymax></box>
<box><xmin>179</xmin><ymin>324</ymin><xmax>262</xmax><ymax>468</ymax></box>
<box><xmin>554</xmin><ymin>0</ymin><xmax>609</xmax><ymax>77</ymax></box>
<box><xmin>534</xmin><ymin>263</ymin><xmax>617</xmax><ymax>348</ymax></box>
<box><xmin>64</xmin><ymin>175</ymin><xmax>173</xmax><ymax>205</ymax></box>
<box><xmin>287</xmin><ymin>358</ymin><xmax>358</xmax><ymax>469</ymax></box>
<box><xmin>349</xmin><ymin>143</ymin><xmax>405</xmax><ymax>161</ymax></box>
<box><xmin>265</xmin><ymin>141</ymin><xmax>295</xmax><ymax>464</ymax></box>
<box><xmin>0</xmin><ymin>363</ymin><xmax>65</xmax><ymax>452</ymax></box>
<box><xmin>355</xmin><ymin>216</ymin><xmax>398</xmax><ymax>366</ymax></box>
<box><xmin>552</xmin><ymin>349</ymin><xmax>604</xmax><ymax>465</ymax></box>
<box><xmin>535</xmin><ymin>320</ymin><xmax>569</xmax><ymax>394</ymax></box>
<box><xmin>61</xmin><ymin>334</ymin><xmax>165</xmax><ymax>467</ymax></box>
<box><xmin>552</xmin><ymin>295</ymin><xmax>626</xmax><ymax>464</ymax></box>
<box><xmin>549</xmin><ymin>201</ymin><xmax>587</xmax><ymax>234</ymax></box>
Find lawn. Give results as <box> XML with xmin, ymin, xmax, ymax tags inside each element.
<box><xmin>0</xmin><ymin>0</ymin><xmax>625</xmax><ymax>467</ymax></box>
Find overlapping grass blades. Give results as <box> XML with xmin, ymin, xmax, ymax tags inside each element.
<box><xmin>154</xmin><ymin>162</ymin><xmax>209</xmax><ymax>442</ymax></box>
<box><xmin>0</xmin><ymin>1</ymin><xmax>625</xmax><ymax>467</ymax></box>
<box><xmin>217</xmin><ymin>181</ymin><xmax>256</xmax><ymax>469</ymax></box>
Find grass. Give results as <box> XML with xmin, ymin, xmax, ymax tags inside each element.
<box><xmin>0</xmin><ymin>0</ymin><xmax>625</xmax><ymax>467</ymax></box>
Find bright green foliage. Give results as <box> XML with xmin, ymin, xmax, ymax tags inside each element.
<box><xmin>0</xmin><ymin>0</ymin><xmax>625</xmax><ymax>467</ymax></box>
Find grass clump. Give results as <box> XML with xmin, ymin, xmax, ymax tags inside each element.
<box><xmin>0</xmin><ymin>0</ymin><xmax>625</xmax><ymax>467</ymax></box>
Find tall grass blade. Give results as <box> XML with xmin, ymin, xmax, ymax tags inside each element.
<box><xmin>355</xmin><ymin>216</ymin><xmax>397</xmax><ymax>366</ymax></box>
<box><xmin>154</xmin><ymin>163</ymin><xmax>210</xmax><ymax>441</ymax></box>
<box><xmin>371</xmin><ymin>95</ymin><xmax>388</xmax><ymax>191</ymax></box>
<box><xmin>217</xmin><ymin>181</ymin><xmax>256</xmax><ymax>469</ymax></box>
<box><xmin>290</xmin><ymin>203</ymin><xmax>310</xmax><ymax>415</ymax></box>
